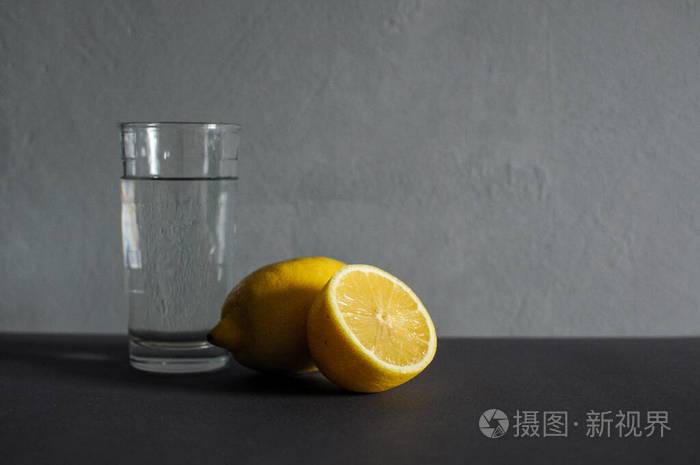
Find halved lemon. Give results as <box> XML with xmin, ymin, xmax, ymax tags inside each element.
<box><xmin>307</xmin><ymin>264</ymin><xmax>437</xmax><ymax>392</ymax></box>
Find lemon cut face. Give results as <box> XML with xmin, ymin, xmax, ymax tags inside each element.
<box><xmin>335</xmin><ymin>266</ymin><xmax>434</xmax><ymax>368</ymax></box>
<box><xmin>308</xmin><ymin>264</ymin><xmax>437</xmax><ymax>392</ymax></box>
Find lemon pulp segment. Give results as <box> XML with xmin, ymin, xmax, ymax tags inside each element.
<box><xmin>334</xmin><ymin>268</ymin><xmax>432</xmax><ymax>367</ymax></box>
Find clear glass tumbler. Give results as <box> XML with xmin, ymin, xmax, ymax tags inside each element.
<box><xmin>120</xmin><ymin>122</ymin><xmax>240</xmax><ymax>373</ymax></box>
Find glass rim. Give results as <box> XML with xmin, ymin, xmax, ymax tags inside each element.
<box><xmin>121</xmin><ymin>121</ymin><xmax>241</xmax><ymax>132</ymax></box>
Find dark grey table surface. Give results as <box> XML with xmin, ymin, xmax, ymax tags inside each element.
<box><xmin>1</xmin><ymin>335</ymin><xmax>698</xmax><ymax>465</ymax></box>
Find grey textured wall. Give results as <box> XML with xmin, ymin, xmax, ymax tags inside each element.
<box><xmin>2</xmin><ymin>0</ymin><xmax>700</xmax><ymax>336</ymax></box>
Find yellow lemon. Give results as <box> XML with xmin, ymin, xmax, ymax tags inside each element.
<box><xmin>208</xmin><ymin>256</ymin><xmax>344</xmax><ymax>373</ymax></box>
<box><xmin>307</xmin><ymin>264</ymin><xmax>437</xmax><ymax>392</ymax></box>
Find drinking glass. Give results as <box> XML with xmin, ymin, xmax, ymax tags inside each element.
<box><xmin>120</xmin><ymin>122</ymin><xmax>240</xmax><ymax>373</ymax></box>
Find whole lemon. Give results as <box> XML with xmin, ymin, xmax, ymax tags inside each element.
<box><xmin>208</xmin><ymin>256</ymin><xmax>344</xmax><ymax>373</ymax></box>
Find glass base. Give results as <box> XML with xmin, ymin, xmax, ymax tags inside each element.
<box><xmin>129</xmin><ymin>335</ymin><xmax>230</xmax><ymax>374</ymax></box>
